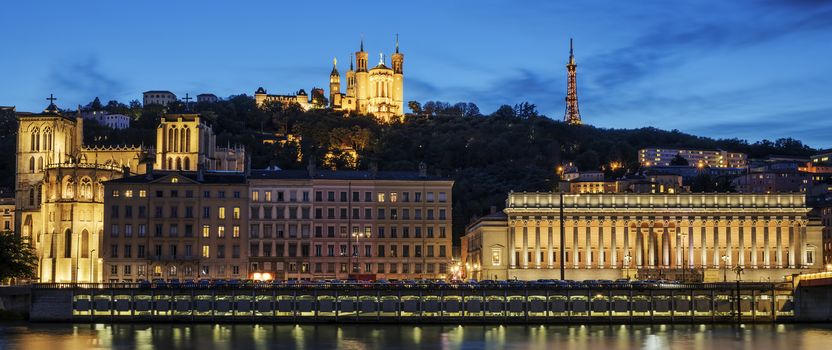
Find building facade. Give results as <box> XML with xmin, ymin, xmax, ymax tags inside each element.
<box><xmin>15</xmin><ymin>103</ymin><xmax>148</xmax><ymax>282</ymax></box>
<box><xmin>639</xmin><ymin>148</ymin><xmax>748</xmax><ymax>168</ymax></box>
<box><xmin>102</xmin><ymin>171</ymin><xmax>249</xmax><ymax>282</ymax></box>
<box><xmin>196</xmin><ymin>93</ymin><xmax>218</xmax><ymax>104</ymax></box>
<box><xmin>254</xmin><ymin>88</ymin><xmax>326</xmax><ymax>111</ymax></box>
<box><xmin>464</xmin><ymin>192</ymin><xmax>823</xmax><ymax>282</ymax></box>
<box><xmin>81</xmin><ymin>110</ymin><xmax>130</xmax><ymax>130</ymax></box>
<box><xmin>15</xmin><ymin>101</ymin><xmax>247</xmax><ymax>282</ymax></box>
<box><xmin>154</xmin><ymin>113</ymin><xmax>245</xmax><ymax>172</ymax></box>
<box><xmin>247</xmin><ymin>167</ymin><xmax>453</xmax><ymax>281</ymax></box>
<box><xmin>142</xmin><ymin>91</ymin><xmax>177</xmax><ymax>106</ymax></box>
<box><xmin>732</xmin><ymin>172</ymin><xmax>810</xmax><ymax>194</ymax></box>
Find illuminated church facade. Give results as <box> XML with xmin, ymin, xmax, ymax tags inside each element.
<box><xmin>15</xmin><ymin>100</ymin><xmax>245</xmax><ymax>283</ymax></box>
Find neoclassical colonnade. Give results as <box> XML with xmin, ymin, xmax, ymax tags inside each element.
<box><xmin>501</xmin><ymin>193</ymin><xmax>817</xmax><ymax>274</ymax></box>
<box><xmin>504</xmin><ymin>216</ymin><xmax>809</xmax><ymax>270</ymax></box>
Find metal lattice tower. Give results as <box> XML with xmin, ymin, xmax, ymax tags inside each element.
<box><xmin>564</xmin><ymin>38</ymin><xmax>582</xmax><ymax>125</ymax></box>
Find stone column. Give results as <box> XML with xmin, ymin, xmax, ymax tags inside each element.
<box><xmin>688</xmin><ymin>219</ymin><xmax>694</xmax><ymax>269</ymax></box>
<box><xmin>751</xmin><ymin>220</ymin><xmax>758</xmax><ymax>268</ymax></box>
<box><xmin>508</xmin><ymin>224</ymin><xmax>516</xmax><ymax>268</ymax></box>
<box><xmin>726</xmin><ymin>220</ymin><xmax>733</xmax><ymax>266</ymax></box>
<box><xmin>648</xmin><ymin>221</ymin><xmax>656</xmax><ymax>268</ymax></box>
<box><xmin>799</xmin><ymin>221</ymin><xmax>807</xmax><ymax>268</ymax></box>
<box><xmin>534</xmin><ymin>222</ymin><xmax>542</xmax><ymax>268</ymax></box>
<box><xmin>738</xmin><ymin>219</ymin><xmax>745</xmax><ymax>268</ymax></box>
<box><xmin>573</xmin><ymin>219</ymin><xmax>580</xmax><ymax>268</ymax></box>
<box><xmin>547</xmin><ymin>223</ymin><xmax>554</xmax><ymax>269</ymax></box>
<box><xmin>712</xmin><ymin>220</ymin><xmax>720</xmax><ymax>267</ymax></box>
<box><xmin>701</xmin><ymin>220</ymin><xmax>708</xmax><ymax>268</ymax></box>
<box><xmin>598</xmin><ymin>220</ymin><xmax>605</xmax><ymax>268</ymax></box>
<box><xmin>788</xmin><ymin>221</ymin><xmax>795</xmax><ymax>268</ymax></box>
<box><xmin>776</xmin><ymin>221</ymin><xmax>783</xmax><ymax>268</ymax></box>
<box><xmin>522</xmin><ymin>224</ymin><xmax>529</xmax><ymax>268</ymax></box>
<box><xmin>623</xmin><ymin>220</ymin><xmax>630</xmax><ymax>268</ymax></box>
<box><xmin>676</xmin><ymin>220</ymin><xmax>682</xmax><ymax>268</ymax></box>
<box><xmin>585</xmin><ymin>220</ymin><xmax>592</xmax><ymax>268</ymax></box>
<box><xmin>662</xmin><ymin>222</ymin><xmax>670</xmax><ymax>268</ymax></box>
<box><xmin>763</xmin><ymin>221</ymin><xmax>771</xmax><ymax>268</ymax></box>
<box><xmin>635</xmin><ymin>221</ymin><xmax>643</xmax><ymax>268</ymax></box>
<box><xmin>611</xmin><ymin>220</ymin><xmax>618</xmax><ymax>268</ymax></box>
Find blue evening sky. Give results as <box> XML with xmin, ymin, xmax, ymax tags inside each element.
<box><xmin>1</xmin><ymin>0</ymin><xmax>830</xmax><ymax>147</ymax></box>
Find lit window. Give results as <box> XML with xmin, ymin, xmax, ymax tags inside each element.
<box><xmin>233</xmin><ymin>207</ymin><xmax>240</xmax><ymax>219</ymax></box>
<box><xmin>390</xmin><ymin>192</ymin><xmax>397</xmax><ymax>203</ymax></box>
<box><xmin>202</xmin><ymin>245</ymin><xmax>210</xmax><ymax>258</ymax></box>
<box><xmin>219</xmin><ymin>207</ymin><xmax>226</xmax><ymax>219</ymax></box>
<box><xmin>139</xmin><ymin>190</ymin><xmax>146</xmax><ymax>198</ymax></box>
<box><xmin>124</xmin><ymin>190</ymin><xmax>133</xmax><ymax>198</ymax></box>
<box><xmin>377</xmin><ymin>193</ymin><xmax>385</xmax><ymax>202</ymax></box>
<box><xmin>202</xmin><ymin>225</ymin><xmax>210</xmax><ymax>238</ymax></box>
<box><xmin>112</xmin><ymin>190</ymin><xmax>120</xmax><ymax>197</ymax></box>
<box><xmin>233</xmin><ymin>225</ymin><xmax>240</xmax><ymax>238</ymax></box>
<box><xmin>218</xmin><ymin>226</ymin><xmax>226</xmax><ymax>238</ymax></box>
<box><xmin>171</xmin><ymin>178</ymin><xmax>179</xmax><ymax>183</ymax></box>
<box><xmin>492</xmin><ymin>248</ymin><xmax>502</xmax><ymax>266</ymax></box>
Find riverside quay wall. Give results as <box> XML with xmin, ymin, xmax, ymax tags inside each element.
<box><xmin>29</xmin><ymin>282</ymin><xmax>800</xmax><ymax>323</ymax></box>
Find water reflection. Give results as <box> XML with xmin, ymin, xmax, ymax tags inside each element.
<box><xmin>0</xmin><ymin>324</ymin><xmax>830</xmax><ymax>350</ymax></box>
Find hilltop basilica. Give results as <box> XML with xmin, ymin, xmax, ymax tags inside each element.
<box><xmin>15</xmin><ymin>99</ymin><xmax>245</xmax><ymax>283</ymax></box>
<box><xmin>255</xmin><ymin>38</ymin><xmax>405</xmax><ymax>123</ymax></box>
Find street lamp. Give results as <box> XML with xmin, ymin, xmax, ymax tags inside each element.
<box><xmin>623</xmin><ymin>254</ymin><xmax>632</xmax><ymax>280</ymax></box>
<box><xmin>721</xmin><ymin>254</ymin><xmax>729</xmax><ymax>282</ymax></box>
<box><xmin>351</xmin><ymin>231</ymin><xmax>370</xmax><ymax>274</ymax></box>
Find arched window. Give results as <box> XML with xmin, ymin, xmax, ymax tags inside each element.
<box><xmin>63</xmin><ymin>177</ymin><xmax>75</xmax><ymax>199</ymax></box>
<box><xmin>183</xmin><ymin>157</ymin><xmax>190</xmax><ymax>171</ymax></box>
<box><xmin>64</xmin><ymin>229</ymin><xmax>72</xmax><ymax>258</ymax></box>
<box><xmin>29</xmin><ymin>157</ymin><xmax>35</xmax><ymax>173</ymax></box>
<box><xmin>81</xmin><ymin>230</ymin><xmax>90</xmax><ymax>258</ymax></box>
<box><xmin>80</xmin><ymin>178</ymin><xmax>92</xmax><ymax>199</ymax></box>
<box><xmin>167</xmin><ymin>157</ymin><xmax>173</xmax><ymax>170</ymax></box>
<box><xmin>31</xmin><ymin>128</ymin><xmax>39</xmax><ymax>151</ymax></box>
<box><xmin>43</xmin><ymin>127</ymin><xmax>53</xmax><ymax>151</ymax></box>
<box><xmin>176</xmin><ymin>157</ymin><xmax>182</xmax><ymax>170</ymax></box>
<box><xmin>180</xmin><ymin>128</ymin><xmax>186</xmax><ymax>152</ymax></box>
<box><xmin>168</xmin><ymin>128</ymin><xmax>175</xmax><ymax>152</ymax></box>
<box><xmin>185</xmin><ymin>128</ymin><xmax>191</xmax><ymax>152</ymax></box>
<box><xmin>50</xmin><ymin>232</ymin><xmax>58</xmax><ymax>258</ymax></box>
<box><xmin>37</xmin><ymin>184</ymin><xmax>42</xmax><ymax>204</ymax></box>
<box><xmin>28</xmin><ymin>188</ymin><xmax>35</xmax><ymax>206</ymax></box>
<box><xmin>37</xmin><ymin>157</ymin><xmax>43</xmax><ymax>171</ymax></box>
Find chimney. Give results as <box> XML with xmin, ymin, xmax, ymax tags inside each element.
<box><xmin>197</xmin><ymin>163</ymin><xmax>205</xmax><ymax>182</ymax></box>
<box><xmin>145</xmin><ymin>162</ymin><xmax>154</xmax><ymax>180</ymax></box>
<box><xmin>418</xmin><ymin>162</ymin><xmax>427</xmax><ymax>178</ymax></box>
<box><xmin>307</xmin><ymin>156</ymin><xmax>317</xmax><ymax>178</ymax></box>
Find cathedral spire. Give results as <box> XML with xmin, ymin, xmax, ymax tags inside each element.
<box><xmin>350</xmin><ymin>53</ymin><xmax>354</xmax><ymax>70</ymax></box>
<box><xmin>360</xmin><ymin>35</ymin><xmax>364</xmax><ymax>52</ymax></box>
<box><xmin>395</xmin><ymin>33</ymin><xmax>399</xmax><ymax>53</ymax></box>
<box><xmin>564</xmin><ymin>38</ymin><xmax>582</xmax><ymax>125</ymax></box>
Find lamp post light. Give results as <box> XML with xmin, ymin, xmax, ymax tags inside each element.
<box><xmin>623</xmin><ymin>254</ymin><xmax>633</xmax><ymax>280</ymax></box>
<box><xmin>351</xmin><ymin>231</ymin><xmax>370</xmax><ymax>275</ymax></box>
<box><xmin>721</xmin><ymin>254</ymin><xmax>729</xmax><ymax>282</ymax></box>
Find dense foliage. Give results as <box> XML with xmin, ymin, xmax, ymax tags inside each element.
<box><xmin>0</xmin><ymin>231</ymin><xmax>38</xmax><ymax>283</ymax></box>
<box><xmin>0</xmin><ymin>96</ymin><xmax>818</xmax><ymax>242</ymax></box>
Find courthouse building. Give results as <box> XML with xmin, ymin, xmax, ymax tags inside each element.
<box><xmin>464</xmin><ymin>192</ymin><xmax>823</xmax><ymax>282</ymax></box>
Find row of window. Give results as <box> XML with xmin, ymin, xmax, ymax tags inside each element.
<box><xmin>110</xmin><ymin>205</ymin><xmax>241</xmax><ymax>219</ymax></box>
<box><xmin>260</xmin><ymin>262</ymin><xmax>448</xmax><ymax>275</ymax></box>
<box><xmin>248</xmin><ymin>190</ymin><xmax>448</xmax><ymax>203</ymax></box>
<box><xmin>112</xmin><ymin>189</ymin><xmax>242</xmax><ymax>199</ymax></box>
<box><xmin>108</xmin><ymin>224</ymin><xmax>241</xmax><ymax>238</ymax></box>
<box><xmin>249</xmin><ymin>206</ymin><xmax>448</xmax><ymax>220</ymax></box>
<box><xmin>249</xmin><ymin>242</ymin><xmax>448</xmax><ymax>258</ymax></box>
<box><xmin>249</xmin><ymin>224</ymin><xmax>447</xmax><ymax>239</ymax></box>
<box><xmin>108</xmin><ymin>264</ymin><xmax>240</xmax><ymax>278</ymax></box>
<box><xmin>108</xmin><ymin>243</ymin><xmax>241</xmax><ymax>259</ymax></box>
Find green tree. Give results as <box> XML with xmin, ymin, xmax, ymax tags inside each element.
<box><xmin>0</xmin><ymin>231</ymin><xmax>38</xmax><ymax>283</ymax></box>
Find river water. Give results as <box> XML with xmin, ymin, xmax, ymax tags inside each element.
<box><xmin>1</xmin><ymin>323</ymin><xmax>830</xmax><ymax>350</ymax></box>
